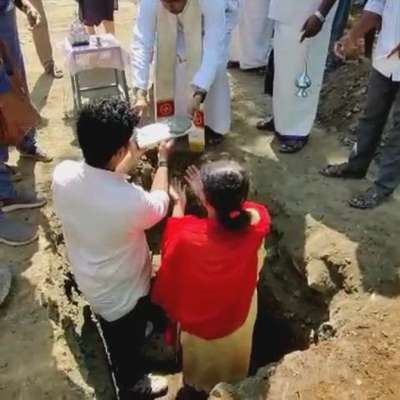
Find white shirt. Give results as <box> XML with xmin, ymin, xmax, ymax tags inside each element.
<box><xmin>365</xmin><ymin>0</ymin><xmax>400</xmax><ymax>81</ymax></box>
<box><xmin>52</xmin><ymin>161</ymin><xmax>169</xmax><ymax>322</ymax></box>
<box><xmin>132</xmin><ymin>0</ymin><xmax>228</xmax><ymax>91</ymax></box>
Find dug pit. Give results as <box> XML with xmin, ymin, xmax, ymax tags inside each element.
<box><xmin>42</xmin><ymin>151</ymin><xmax>334</xmax><ymax>400</ymax></box>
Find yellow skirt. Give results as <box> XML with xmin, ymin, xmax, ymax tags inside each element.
<box><xmin>180</xmin><ymin>290</ymin><xmax>258</xmax><ymax>393</ymax></box>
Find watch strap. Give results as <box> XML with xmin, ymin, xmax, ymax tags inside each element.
<box><xmin>314</xmin><ymin>11</ymin><xmax>326</xmax><ymax>24</ymax></box>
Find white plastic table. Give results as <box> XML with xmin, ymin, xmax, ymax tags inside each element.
<box><xmin>64</xmin><ymin>34</ymin><xmax>130</xmax><ymax>110</ymax></box>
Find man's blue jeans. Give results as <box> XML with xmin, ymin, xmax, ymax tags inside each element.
<box><xmin>331</xmin><ymin>0</ymin><xmax>352</xmax><ymax>45</ymax></box>
<box><xmin>327</xmin><ymin>0</ymin><xmax>352</xmax><ymax>69</ymax></box>
<box><xmin>327</xmin><ymin>0</ymin><xmax>368</xmax><ymax>69</ymax></box>
<box><xmin>0</xmin><ymin>8</ymin><xmax>37</xmax><ymax>208</ymax></box>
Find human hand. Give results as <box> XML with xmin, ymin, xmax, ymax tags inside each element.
<box><xmin>387</xmin><ymin>43</ymin><xmax>400</xmax><ymax>59</ymax></box>
<box><xmin>334</xmin><ymin>32</ymin><xmax>365</xmax><ymax>61</ymax></box>
<box><xmin>185</xmin><ymin>165</ymin><xmax>205</xmax><ymax>204</ymax></box>
<box><xmin>128</xmin><ymin>138</ymin><xmax>145</xmax><ymax>159</ymax></box>
<box><xmin>26</xmin><ymin>5</ymin><xmax>41</xmax><ymax>29</ymax></box>
<box><xmin>133</xmin><ymin>89</ymin><xmax>149</xmax><ymax>118</ymax></box>
<box><xmin>187</xmin><ymin>92</ymin><xmax>204</xmax><ymax>117</ymax></box>
<box><xmin>158</xmin><ymin>140</ymin><xmax>174</xmax><ymax>161</ymax></box>
<box><xmin>300</xmin><ymin>15</ymin><xmax>323</xmax><ymax>43</ymax></box>
<box><xmin>115</xmin><ymin>138</ymin><xmax>144</xmax><ymax>173</ymax></box>
<box><xmin>169</xmin><ymin>178</ymin><xmax>187</xmax><ymax>208</ymax></box>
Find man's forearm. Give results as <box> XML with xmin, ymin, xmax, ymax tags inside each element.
<box><xmin>319</xmin><ymin>0</ymin><xmax>337</xmax><ymax>18</ymax></box>
<box><xmin>151</xmin><ymin>166</ymin><xmax>169</xmax><ymax>193</ymax></box>
<box><xmin>350</xmin><ymin>11</ymin><xmax>382</xmax><ymax>41</ymax></box>
<box><xmin>172</xmin><ymin>201</ymin><xmax>185</xmax><ymax>218</ymax></box>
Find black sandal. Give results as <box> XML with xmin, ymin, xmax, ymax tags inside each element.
<box><xmin>256</xmin><ymin>117</ymin><xmax>275</xmax><ymax>132</ymax></box>
<box><xmin>279</xmin><ymin>139</ymin><xmax>307</xmax><ymax>154</ymax></box>
<box><xmin>349</xmin><ymin>187</ymin><xmax>390</xmax><ymax>210</ymax></box>
<box><xmin>205</xmin><ymin>127</ymin><xmax>224</xmax><ymax>146</ymax></box>
<box><xmin>227</xmin><ymin>61</ymin><xmax>240</xmax><ymax>69</ymax></box>
<box><xmin>320</xmin><ymin>163</ymin><xmax>366</xmax><ymax>179</ymax></box>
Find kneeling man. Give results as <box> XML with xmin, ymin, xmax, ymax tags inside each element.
<box><xmin>53</xmin><ymin>98</ymin><xmax>171</xmax><ymax>399</ymax></box>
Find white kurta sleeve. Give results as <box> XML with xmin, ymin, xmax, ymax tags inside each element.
<box><xmin>130</xmin><ymin>185</ymin><xmax>170</xmax><ymax>230</ymax></box>
<box><xmin>364</xmin><ymin>0</ymin><xmax>386</xmax><ymax>16</ymax></box>
<box><xmin>132</xmin><ymin>0</ymin><xmax>158</xmax><ymax>90</ymax></box>
<box><xmin>192</xmin><ymin>0</ymin><xmax>227</xmax><ymax>92</ymax></box>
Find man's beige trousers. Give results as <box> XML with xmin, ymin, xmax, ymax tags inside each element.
<box><xmin>30</xmin><ymin>0</ymin><xmax>53</xmax><ymax>69</ymax></box>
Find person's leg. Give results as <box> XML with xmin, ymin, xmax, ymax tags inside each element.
<box><xmin>102</xmin><ymin>20</ymin><xmax>115</xmax><ymax>34</ymax></box>
<box><xmin>0</xmin><ymin>148</ymin><xmax>40</xmax><ymax>246</ymax></box>
<box><xmin>86</xmin><ymin>25</ymin><xmax>96</xmax><ymax>35</ymax></box>
<box><xmin>326</xmin><ymin>0</ymin><xmax>352</xmax><ymax>71</ymax></box>
<box><xmin>203</xmin><ymin>17</ymin><xmax>234</xmax><ymax>139</ymax></box>
<box><xmin>17</xmin><ymin>127</ymin><xmax>52</xmax><ymax>162</ymax></box>
<box><xmin>374</xmin><ymin>86</ymin><xmax>400</xmax><ymax>195</ymax></box>
<box><xmin>348</xmin><ymin>69</ymin><xmax>398</xmax><ymax>173</ymax></box>
<box><xmin>99</xmin><ymin>307</ymin><xmax>147</xmax><ymax>396</ymax></box>
<box><xmin>0</xmin><ymin>9</ymin><xmax>52</xmax><ymax>162</ymax></box>
<box><xmin>0</xmin><ymin>147</ymin><xmax>16</xmax><ymax>202</ymax></box>
<box><xmin>321</xmin><ymin>69</ymin><xmax>397</xmax><ymax>179</ymax></box>
<box><xmin>273</xmin><ymin>16</ymin><xmax>334</xmax><ymax>152</ymax></box>
<box><xmin>330</xmin><ymin>0</ymin><xmax>352</xmax><ymax>44</ymax></box>
<box><xmin>29</xmin><ymin>0</ymin><xmax>62</xmax><ymax>78</ymax></box>
<box><xmin>98</xmin><ymin>297</ymin><xmax>167</xmax><ymax>399</ymax></box>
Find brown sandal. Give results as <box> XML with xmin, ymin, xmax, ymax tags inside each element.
<box><xmin>45</xmin><ymin>62</ymin><xmax>64</xmax><ymax>79</ymax></box>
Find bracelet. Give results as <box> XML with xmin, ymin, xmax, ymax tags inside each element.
<box><xmin>314</xmin><ymin>11</ymin><xmax>326</xmax><ymax>24</ymax></box>
<box><xmin>158</xmin><ymin>160</ymin><xmax>168</xmax><ymax>168</ymax></box>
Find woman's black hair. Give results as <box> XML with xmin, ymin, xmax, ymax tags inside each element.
<box><xmin>201</xmin><ymin>160</ymin><xmax>251</xmax><ymax>231</ymax></box>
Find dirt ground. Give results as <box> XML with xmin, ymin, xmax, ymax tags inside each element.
<box><xmin>1</xmin><ymin>1</ymin><xmax>400</xmax><ymax>399</ymax></box>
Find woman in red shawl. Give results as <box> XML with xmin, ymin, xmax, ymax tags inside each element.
<box><xmin>152</xmin><ymin>160</ymin><xmax>271</xmax><ymax>398</ymax></box>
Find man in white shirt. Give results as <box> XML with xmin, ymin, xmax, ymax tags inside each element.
<box><xmin>52</xmin><ymin>98</ymin><xmax>170</xmax><ymax>399</ymax></box>
<box><xmin>321</xmin><ymin>0</ymin><xmax>400</xmax><ymax>209</ymax></box>
<box><xmin>132</xmin><ymin>0</ymin><xmax>239</xmax><ymax>145</ymax></box>
<box><xmin>257</xmin><ymin>0</ymin><xmax>338</xmax><ymax>153</ymax></box>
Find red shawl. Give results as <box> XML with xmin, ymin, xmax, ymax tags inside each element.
<box><xmin>152</xmin><ymin>201</ymin><xmax>271</xmax><ymax>340</ymax></box>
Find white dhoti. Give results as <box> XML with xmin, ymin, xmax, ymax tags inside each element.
<box><xmin>272</xmin><ymin>2</ymin><xmax>337</xmax><ymax>138</ymax></box>
<box><xmin>155</xmin><ymin>0</ymin><xmax>237</xmax><ymax>136</ymax></box>
<box><xmin>230</xmin><ymin>0</ymin><xmax>274</xmax><ymax>70</ymax></box>
<box><xmin>174</xmin><ymin>32</ymin><xmax>232</xmax><ymax>135</ymax></box>
<box><xmin>133</xmin><ymin>0</ymin><xmax>238</xmax><ymax>136</ymax></box>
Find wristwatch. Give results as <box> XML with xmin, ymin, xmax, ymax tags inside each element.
<box><xmin>192</xmin><ymin>85</ymin><xmax>207</xmax><ymax>104</ymax></box>
<box><xmin>193</xmin><ymin>90</ymin><xmax>207</xmax><ymax>104</ymax></box>
<box><xmin>314</xmin><ymin>11</ymin><xmax>326</xmax><ymax>24</ymax></box>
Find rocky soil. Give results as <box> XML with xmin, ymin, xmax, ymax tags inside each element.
<box><xmin>1</xmin><ymin>2</ymin><xmax>400</xmax><ymax>399</ymax></box>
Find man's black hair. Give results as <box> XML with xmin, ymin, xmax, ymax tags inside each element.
<box><xmin>77</xmin><ymin>98</ymin><xmax>139</xmax><ymax>169</ymax></box>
